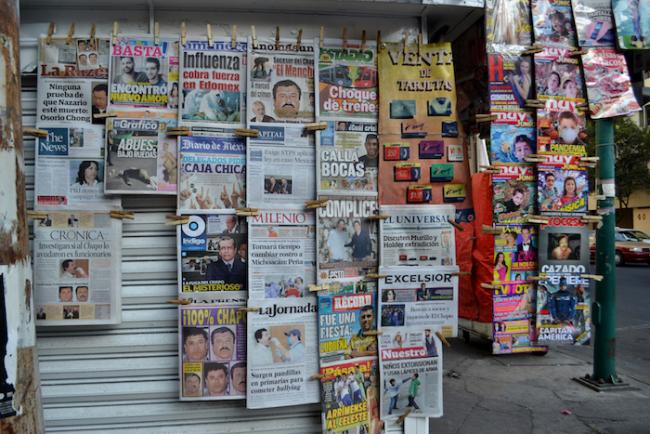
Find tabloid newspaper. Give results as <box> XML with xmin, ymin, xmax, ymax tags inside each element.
<box><xmin>179</xmin><ymin>305</ymin><xmax>246</xmax><ymax>400</ymax></box>
<box><xmin>531</xmin><ymin>0</ymin><xmax>578</xmax><ymax>48</ymax></box>
<box><xmin>177</xmin><ymin>134</ymin><xmax>246</xmax><ymax>213</ymax></box>
<box><xmin>246</xmin><ymin>298</ymin><xmax>320</xmax><ymax>408</ymax></box>
<box><xmin>178</xmin><ymin>214</ymin><xmax>248</xmax><ymax>304</ymax></box>
<box><xmin>316</xmin><ymin>196</ymin><xmax>378</xmax><ymax>281</ymax></box>
<box><xmin>487</xmin><ymin>47</ymin><xmax>533</xmax><ymax>112</ymax></box>
<box><xmin>492</xmin><ymin>164</ymin><xmax>535</xmax><ymax>224</ymax></box>
<box><xmin>492</xmin><ymin>281</ymin><xmax>541</xmax><ymax>354</ymax></box>
<box><xmin>318</xmin><ymin>280</ymin><xmax>378</xmax><ymax>363</ymax></box>
<box><xmin>33</xmin><ymin>212</ymin><xmax>121</xmax><ymax>325</ymax></box>
<box><xmin>179</xmin><ymin>40</ymin><xmax>247</xmax><ymax>130</ymax></box>
<box><xmin>379</xmin><ymin>266</ymin><xmax>459</xmax><ymax>338</ymax></box>
<box><xmin>247</xmin><ymin>39</ymin><xmax>315</xmax><ymax>125</ymax></box>
<box><xmin>581</xmin><ymin>48</ymin><xmax>641</xmax><ymax>119</ymax></box>
<box><xmin>246</xmin><ymin>124</ymin><xmax>315</xmax><ymax>209</ymax></box>
<box><xmin>537</xmin><ymin>155</ymin><xmax>588</xmax><ymax>216</ymax></box>
<box><xmin>247</xmin><ymin>209</ymin><xmax>316</xmax><ymax>300</ymax></box>
<box><xmin>536</xmin><ymin>99</ymin><xmax>588</xmax><ymax>156</ymax></box>
<box><xmin>534</xmin><ymin>47</ymin><xmax>585</xmax><ymax>103</ymax></box>
<box><xmin>36</xmin><ymin>37</ymin><xmax>119</xmax><ymax>211</ymax></box>
<box><xmin>570</xmin><ymin>0</ymin><xmax>615</xmax><ymax>47</ymax></box>
<box><xmin>485</xmin><ymin>0</ymin><xmax>533</xmax><ymax>47</ymax></box>
<box><xmin>612</xmin><ymin>0</ymin><xmax>650</xmax><ymax>49</ymax></box>
<box><xmin>493</xmin><ymin>225</ymin><xmax>538</xmax><ymax>282</ymax></box>
<box><xmin>490</xmin><ymin>112</ymin><xmax>536</xmax><ymax>164</ymax></box>
<box><xmin>379</xmin><ymin>205</ymin><xmax>456</xmax><ymax>267</ymax></box>
<box><xmin>319</xmin><ymin>357</ymin><xmax>381</xmax><ymax>434</ymax></box>
<box><xmin>109</xmin><ymin>36</ymin><xmax>179</xmax><ymax>115</ymax></box>
<box><xmin>379</xmin><ymin>328</ymin><xmax>442</xmax><ymax>420</ymax></box>
<box><xmin>104</xmin><ymin>117</ymin><xmax>177</xmax><ymax>194</ymax></box>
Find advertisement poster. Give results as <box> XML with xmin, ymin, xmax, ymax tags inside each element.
<box><xmin>178</xmin><ymin>214</ymin><xmax>248</xmax><ymax>304</ymax></box>
<box><xmin>531</xmin><ymin>0</ymin><xmax>578</xmax><ymax>48</ymax></box>
<box><xmin>180</xmin><ymin>40</ymin><xmax>247</xmax><ymax>129</ymax></box>
<box><xmin>178</xmin><ymin>134</ymin><xmax>246</xmax><ymax>213</ymax></box>
<box><xmin>537</xmin><ymin>155</ymin><xmax>588</xmax><ymax>215</ymax></box>
<box><xmin>582</xmin><ymin>48</ymin><xmax>641</xmax><ymax>119</ymax></box>
<box><xmin>490</xmin><ymin>113</ymin><xmax>536</xmax><ymax>164</ymax></box>
<box><xmin>534</xmin><ymin>48</ymin><xmax>585</xmax><ymax>102</ymax></box>
<box><xmin>379</xmin><ymin>205</ymin><xmax>456</xmax><ymax>267</ymax></box>
<box><xmin>179</xmin><ymin>305</ymin><xmax>246</xmax><ymax>400</ymax></box>
<box><xmin>492</xmin><ymin>282</ymin><xmax>540</xmax><ymax>354</ymax></box>
<box><xmin>493</xmin><ymin>165</ymin><xmax>535</xmax><ymax>224</ymax></box>
<box><xmin>318</xmin><ymin>120</ymin><xmax>379</xmax><ymax>196</ymax></box>
<box><xmin>319</xmin><ymin>357</ymin><xmax>380</xmax><ymax>434</ymax></box>
<box><xmin>485</xmin><ymin>0</ymin><xmax>533</xmax><ymax>47</ymax></box>
<box><xmin>33</xmin><ymin>212</ymin><xmax>121</xmax><ymax>325</ymax></box>
<box><xmin>378</xmin><ymin>42</ymin><xmax>457</xmax><ymax>136</ymax></box>
<box><xmin>536</xmin><ymin>99</ymin><xmax>588</xmax><ymax>156</ymax></box>
<box><xmin>488</xmin><ymin>48</ymin><xmax>533</xmax><ymax>112</ymax></box>
<box><xmin>612</xmin><ymin>0</ymin><xmax>650</xmax><ymax>49</ymax></box>
<box><xmin>109</xmin><ymin>36</ymin><xmax>179</xmax><ymax>113</ymax></box>
<box><xmin>493</xmin><ymin>225</ymin><xmax>537</xmax><ymax>282</ymax></box>
<box><xmin>247</xmin><ymin>39</ymin><xmax>315</xmax><ymax>124</ymax></box>
<box><xmin>378</xmin><ymin>328</ymin><xmax>442</xmax><ymax>420</ymax></box>
<box><xmin>246</xmin><ymin>124</ymin><xmax>315</xmax><ymax>209</ymax></box>
<box><xmin>538</xmin><ymin>220</ymin><xmax>590</xmax><ymax>276</ymax></box>
<box><xmin>379</xmin><ymin>266</ymin><xmax>459</xmax><ymax>337</ymax></box>
<box><xmin>316</xmin><ymin>196</ymin><xmax>378</xmax><ymax>281</ymax></box>
<box><xmin>536</xmin><ymin>277</ymin><xmax>591</xmax><ymax>344</ymax></box>
<box><xmin>246</xmin><ymin>298</ymin><xmax>320</xmax><ymax>408</ymax></box>
<box><xmin>571</xmin><ymin>0</ymin><xmax>616</xmax><ymax>47</ymax></box>
<box><xmin>248</xmin><ymin>209</ymin><xmax>316</xmax><ymax>300</ymax></box>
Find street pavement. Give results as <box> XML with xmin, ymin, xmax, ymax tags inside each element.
<box><xmin>429</xmin><ymin>264</ymin><xmax>650</xmax><ymax>434</ymax></box>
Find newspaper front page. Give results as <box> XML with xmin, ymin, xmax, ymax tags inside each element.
<box><xmin>247</xmin><ymin>209</ymin><xmax>315</xmax><ymax>300</ymax></box>
<box><xmin>179</xmin><ymin>305</ymin><xmax>246</xmax><ymax>400</ymax></box>
<box><xmin>33</xmin><ymin>212</ymin><xmax>121</xmax><ymax>325</ymax></box>
<box><xmin>178</xmin><ymin>214</ymin><xmax>248</xmax><ymax>304</ymax></box>
<box><xmin>246</xmin><ymin>298</ymin><xmax>320</xmax><ymax>408</ymax></box>
<box><xmin>379</xmin><ymin>205</ymin><xmax>456</xmax><ymax>267</ymax></box>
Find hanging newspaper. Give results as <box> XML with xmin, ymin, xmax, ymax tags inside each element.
<box><xmin>492</xmin><ymin>281</ymin><xmax>541</xmax><ymax>354</ymax></box>
<box><xmin>319</xmin><ymin>357</ymin><xmax>380</xmax><ymax>434</ymax></box>
<box><xmin>179</xmin><ymin>40</ymin><xmax>247</xmax><ymax>130</ymax></box>
<box><xmin>178</xmin><ymin>214</ymin><xmax>247</xmax><ymax>304</ymax></box>
<box><xmin>612</xmin><ymin>0</ymin><xmax>650</xmax><ymax>49</ymax></box>
<box><xmin>33</xmin><ymin>212</ymin><xmax>121</xmax><ymax>325</ymax></box>
<box><xmin>493</xmin><ymin>225</ymin><xmax>538</xmax><ymax>282</ymax></box>
<box><xmin>178</xmin><ymin>134</ymin><xmax>246</xmax><ymax>213</ymax></box>
<box><xmin>490</xmin><ymin>112</ymin><xmax>535</xmax><ymax>164</ymax></box>
<box><xmin>487</xmin><ymin>47</ymin><xmax>533</xmax><ymax>112</ymax></box>
<box><xmin>485</xmin><ymin>0</ymin><xmax>533</xmax><ymax>47</ymax></box>
<box><xmin>247</xmin><ymin>39</ymin><xmax>315</xmax><ymax>124</ymax></box>
<box><xmin>379</xmin><ymin>328</ymin><xmax>442</xmax><ymax>420</ymax></box>
<box><xmin>534</xmin><ymin>48</ymin><xmax>585</xmax><ymax>102</ymax></box>
<box><xmin>537</xmin><ymin>155</ymin><xmax>588</xmax><ymax>216</ymax></box>
<box><xmin>536</xmin><ymin>99</ymin><xmax>587</xmax><ymax>156</ymax></box>
<box><xmin>246</xmin><ymin>298</ymin><xmax>320</xmax><ymax>408</ymax></box>
<box><xmin>248</xmin><ymin>209</ymin><xmax>315</xmax><ymax>300</ymax></box>
<box><xmin>109</xmin><ymin>36</ymin><xmax>179</xmax><ymax>115</ymax></box>
<box><xmin>493</xmin><ymin>164</ymin><xmax>535</xmax><ymax>224</ymax></box>
<box><xmin>179</xmin><ymin>305</ymin><xmax>246</xmax><ymax>400</ymax></box>
<box><xmin>571</xmin><ymin>0</ymin><xmax>615</xmax><ymax>47</ymax></box>
<box><xmin>379</xmin><ymin>266</ymin><xmax>459</xmax><ymax>338</ymax></box>
<box><xmin>581</xmin><ymin>48</ymin><xmax>641</xmax><ymax>119</ymax></box>
<box><xmin>317</xmin><ymin>196</ymin><xmax>378</xmax><ymax>281</ymax></box>
<box><xmin>318</xmin><ymin>281</ymin><xmax>377</xmax><ymax>363</ymax></box>
<box><xmin>36</xmin><ymin>37</ymin><xmax>119</xmax><ymax>211</ymax></box>
<box><xmin>246</xmin><ymin>124</ymin><xmax>315</xmax><ymax>209</ymax></box>
<box><xmin>379</xmin><ymin>205</ymin><xmax>456</xmax><ymax>267</ymax></box>
<box><xmin>104</xmin><ymin>117</ymin><xmax>177</xmax><ymax>194</ymax></box>
<box><xmin>531</xmin><ymin>0</ymin><xmax>578</xmax><ymax>48</ymax></box>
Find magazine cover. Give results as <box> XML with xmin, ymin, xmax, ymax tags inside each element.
<box><xmin>571</xmin><ymin>0</ymin><xmax>616</xmax><ymax>47</ymax></box>
<box><xmin>317</xmin><ymin>120</ymin><xmax>378</xmax><ymax>196</ymax></box>
<box><xmin>488</xmin><ymin>48</ymin><xmax>533</xmax><ymax>111</ymax></box>
<box><xmin>538</xmin><ymin>220</ymin><xmax>590</xmax><ymax>274</ymax></box>
<box><xmin>33</xmin><ymin>212</ymin><xmax>121</xmax><ymax>325</ymax></box>
<box><xmin>537</xmin><ymin>155</ymin><xmax>588</xmax><ymax>215</ymax></box>
<box><xmin>179</xmin><ymin>305</ymin><xmax>247</xmax><ymax>399</ymax></box>
<box><xmin>178</xmin><ymin>214</ymin><xmax>248</xmax><ymax>304</ymax></box>
<box><xmin>104</xmin><ymin>117</ymin><xmax>176</xmax><ymax>194</ymax></box>
<box><xmin>179</xmin><ymin>40</ymin><xmax>247</xmax><ymax>129</ymax></box>
<box><xmin>178</xmin><ymin>134</ymin><xmax>246</xmax><ymax>212</ymax></box>
<box><xmin>247</xmin><ymin>39</ymin><xmax>315</xmax><ymax>124</ymax></box>
<box><xmin>490</xmin><ymin>113</ymin><xmax>536</xmax><ymax>164</ymax></box>
<box><xmin>109</xmin><ymin>36</ymin><xmax>179</xmax><ymax>114</ymax></box>
<box><xmin>492</xmin><ymin>281</ymin><xmax>541</xmax><ymax>354</ymax></box>
<box><xmin>485</xmin><ymin>0</ymin><xmax>533</xmax><ymax>47</ymax></box>
<box><xmin>248</xmin><ymin>209</ymin><xmax>316</xmax><ymax>300</ymax></box>
<box><xmin>534</xmin><ymin>48</ymin><xmax>585</xmax><ymax>102</ymax></box>
<box><xmin>493</xmin><ymin>165</ymin><xmax>535</xmax><ymax>224</ymax></box>
<box><xmin>531</xmin><ymin>0</ymin><xmax>578</xmax><ymax>48</ymax></box>
<box><xmin>536</xmin><ymin>277</ymin><xmax>591</xmax><ymax>344</ymax></box>
<box><xmin>536</xmin><ymin>99</ymin><xmax>588</xmax><ymax>156</ymax></box>
<box><xmin>493</xmin><ymin>225</ymin><xmax>537</xmax><ymax>282</ymax></box>
<box><xmin>612</xmin><ymin>0</ymin><xmax>650</xmax><ymax>49</ymax></box>
<box><xmin>581</xmin><ymin>48</ymin><xmax>641</xmax><ymax>119</ymax></box>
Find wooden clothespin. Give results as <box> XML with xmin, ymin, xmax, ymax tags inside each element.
<box><xmin>341</xmin><ymin>27</ymin><xmax>347</xmax><ymax>48</ymax></box>
<box><xmin>235</xmin><ymin>208</ymin><xmax>260</xmax><ymax>217</ymax></box>
<box><xmin>166</xmin><ymin>126</ymin><xmax>191</xmax><ymax>137</ymax></box>
<box><xmin>251</xmin><ymin>25</ymin><xmax>258</xmax><ymax>49</ymax></box>
<box><xmin>275</xmin><ymin>26</ymin><xmax>280</xmax><ymax>50</ymax></box>
<box><xmin>366</xmin><ymin>273</ymin><xmax>387</xmax><ymax>280</ymax></box>
<box><xmin>206</xmin><ymin>24</ymin><xmax>213</xmax><ymax>48</ymax></box>
<box><xmin>360</xmin><ymin>30</ymin><xmax>367</xmax><ymax>50</ymax></box>
<box><xmin>417</xmin><ymin>32</ymin><xmax>422</xmax><ymax>57</ymax></box>
<box><xmin>526</xmin><ymin>215</ymin><xmax>549</xmax><ymax>224</ymax></box>
<box><xmin>450</xmin><ymin>271</ymin><xmax>471</xmax><ymax>277</ymax></box>
<box><xmin>112</xmin><ymin>21</ymin><xmax>119</xmax><ymax>45</ymax></box>
<box><xmin>308</xmin><ymin>284</ymin><xmax>331</xmax><ymax>292</ymax></box>
<box><xmin>231</xmin><ymin>25</ymin><xmax>237</xmax><ymax>49</ymax></box>
<box><xmin>45</xmin><ymin>22</ymin><xmax>55</xmax><ymax>45</ymax></box>
<box><xmin>436</xmin><ymin>331</ymin><xmax>451</xmax><ymax>348</ymax></box>
<box><xmin>180</xmin><ymin>22</ymin><xmax>187</xmax><ymax>46</ymax></box>
<box><xmin>166</xmin><ymin>214</ymin><xmax>189</xmax><ymax>225</ymax></box>
<box><xmin>153</xmin><ymin>22</ymin><xmax>160</xmax><ymax>46</ymax></box>
<box><xmin>295</xmin><ymin>29</ymin><xmax>303</xmax><ymax>50</ymax></box>
<box><xmin>305</xmin><ymin>199</ymin><xmax>329</xmax><ymax>209</ymax></box>
<box><xmin>234</xmin><ymin>128</ymin><xmax>259</xmax><ymax>138</ymax></box>
<box><xmin>167</xmin><ymin>299</ymin><xmax>191</xmax><ymax>305</ymax></box>
<box><xmin>401</xmin><ymin>32</ymin><xmax>407</xmax><ymax>57</ymax></box>
<box><xmin>110</xmin><ymin>210</ymin><xmax>135</xmax><ymax>220</ymax></box>
<box><xmin>93</xmin><ymin>112</ymin><xmax>117</xmax><ymax>120</ymax></box>
<box><xmin>527</xmin><ymin>275</ymin><xmax>547</xmax><ymax>281</ymax></box>
<box><xmin>310</xmin><ymin>374</ymin><xmax>324</xmax><ymax>381</ymax></box>
<box><xmin>581</xmin><ymin>274</ymin><xmax>604</xmax><ymax>282</ymax></box>
<box><xmin>480</xmin><ymin>282</ymin><xmax>501</xmax><ymax>290</ymax></box>
<box><xmin>26</xmin><ymin>210</ymin><xmax>50</xmax><ymax>220</ymax></box>
<box><xmin>522</xmin><ymin>45</ymin><xmax>544</xmax><ymax>55</ymax></box>
<box><xmin>524</xmin><ymin>156</ymin><xmax>546</xmax><ymax>163</ymax></box>
<box><xmin>304</xmin><ymin>122</ymin><xmax>327</xmax><ymax>132</ymax></box>
<box><xmin>376</xmin><ymin>30</ymin><xmax>382</xmax><ymax>52</ymax></box>
<box><xmin>475</xmin><ymin>113</ymin><xmax>497</xmax><ymax>123</ymax></box>
<box><xmin>319</xmin><ymin>26</ymin><xmax>324</xmax><ymax>49</ymax></box>
<box><xmin>570</xmin><ymin>48</ymin><xmax>587</xmax><ymax>57</ymax></box>
<box><xmin>65</xmin><ymin>23</ymin><xmax>75</xmax><ymax>45</ymax></box>
<box><xmin>89</xmin><ymin>23</ymin><xmax>96</xmax><ymax>41</ymax></box>
<box><xmin>367</xmin><ymin>213</ymin><xmax>389</xmax><ymax>221</ymax></box>
<box><xmin>237</xmin><ymin>306</ymin><xmax>260</xmax><ymax>313</ymax></box>
<box><xmin>448</xmin><ymin>220</ymin><xmax>464</xmax><ymax>232</ymax></box>
<box><xmin>23</xmin><ymin>127</ymin><xmax>48</xmax><ymax>138</ymax></box>
<box><xmin>576</xmin><ymin>102</ymin><xmax>589</xmax><ymax>109</ymax></box>
<box><xmin>396</xmin><ymin>408</ymin><xmax>413</xmax><ymax>425</ymax></box>
<box><xmin>479</xmin><ymin>165</ymin><xmax>500</xmax><ymax>174</ymax></box>
<box><xmin>525</xmin><ymin>99</ymin><xmax>544</xmax><ymax>109</ymax></box>
<box><xmin>362</xmin><ymin>330</ymin><xmax>382</xmax><ymax>337</ymax></box>
<box><xmin>482</xmin><ymin>225</ymin><xmax>503</xmax><ymax>235</ymax></box>
<box><xmin>581</xmin><ymin>215</ymin><xmax>603</xmax><ymax>223</ymax></box>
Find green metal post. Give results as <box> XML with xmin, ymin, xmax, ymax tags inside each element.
<box><xmin>593</xmin><ymin>119</ymin><xmax>617</xmax><ymax>382</ymax></box>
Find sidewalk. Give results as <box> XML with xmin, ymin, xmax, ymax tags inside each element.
<box><xmin>429</xmin><ymin>338</ymin><xmax>650</xmax><ymax>434</ymax></box>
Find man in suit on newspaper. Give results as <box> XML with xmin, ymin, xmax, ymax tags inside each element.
<box><xmin>206</xmin><ymin>236</ymin><xmax>246</xmax><ymax>287</ymax></box>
